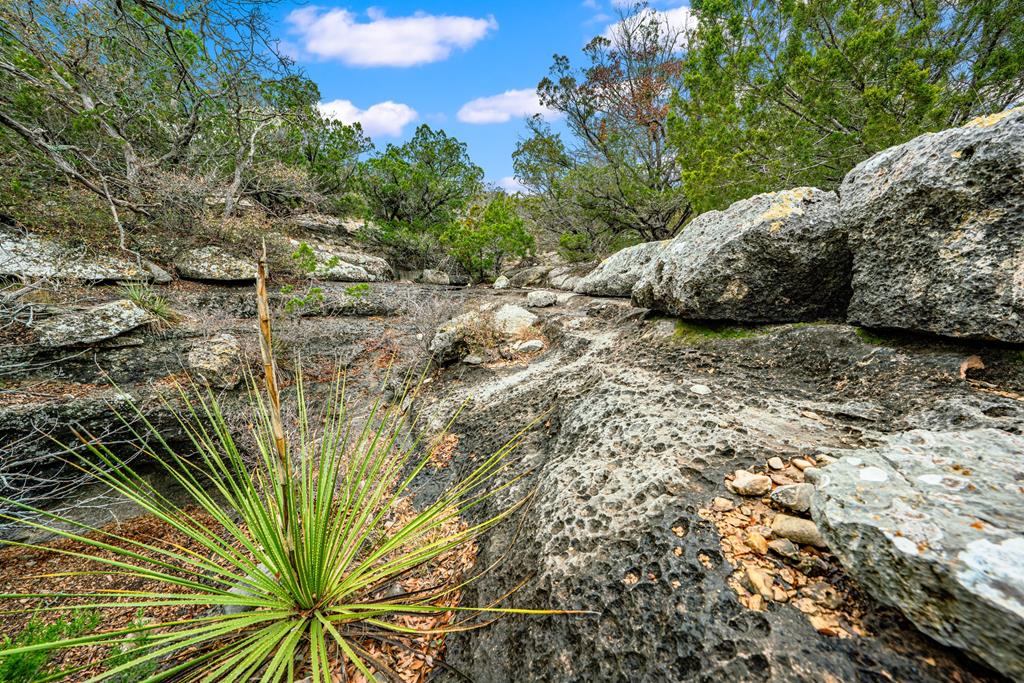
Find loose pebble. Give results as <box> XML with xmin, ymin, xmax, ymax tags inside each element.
<box><xmin>771</xmin><ymin>514</ymin><xmax>827</xmax><ymax>548</ymax></box>
<box><xmin>729</xmin><ymin>470</ymin><xmax>773</xmax><ymax>497</ymax></box>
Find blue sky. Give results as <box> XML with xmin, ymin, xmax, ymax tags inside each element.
<box><xmin>267</xmin><ymin>1</ymin><xmax>695</xmax><ymax>191</ymax></box>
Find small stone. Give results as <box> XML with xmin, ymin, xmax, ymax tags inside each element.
<box><xmin>516</xmin><ymin>339</ymin><xmax>545</xmax><ymax>353</ymax></box>
<box><xmin>769</xmin><ymin>538</ymin><xmax>800</xmax><ymax>559</ymax></box>
<box><xmin>746</xmin><ymin>566</ymin><xmax>773</xmax><ymax>598</ymax></box>
<box><xmin>767</xmin><ymin>457</ymin><xmax>785</xmax><ymax>470</ymax></box>
<box><xmin>802</xmin><ymin>467</ymin><xmax>823</xmax><ymax>484</ymax></box>
<box><xmin>690</xmin><ymin>384</ymin><xmax>712</xmax><ymax>396</ymax></box>
<box><xmin>817</xmin><ymin>454</ymin><xmax>838</xmax><ymax>465</ymax></box>
<box><xmin>770</xmin><ymin>483</ymin><xmax>814</xmax><ymax>513</ymax></box>
<box><xmin>526</xmin><ymin>290</ymin><xmax>557</xmax><ymax>307</ymax></box>
<box><xmin>462</xmin><ymin>353</ymin><xmax>485</xmax><ymax>365</ymax></box>
<box><xmin>792</xmin><ymin>458</ymin><xmax>814</xmax><ymax>471</ymax></box>
<box><xmin>493</xmin><ymin>275</ymin><xmax>510</xmax><ymax>289</ymax></box>
<box><xmin>770</xmin><ymin>473</ymin><xmax>797</xmax><ymax>487</ymax></box>
<box><xmin>711</xmin><ymin>497</ymin><xmax>735</xmax><ymax>512</ymax></box>
<box><xmin>746</xmin><ymin>531</ymin><xmax>769</xmax><ymax>555</ymax></box>
<box><xmin>771</xmin><ymin>514</ymin><xmax>827</xmax><ymax>548</ymax></box>
<box><xmin>728</xmin><ymin>470</ymin><xmax>772</xmax><ymax>497</ymax></box>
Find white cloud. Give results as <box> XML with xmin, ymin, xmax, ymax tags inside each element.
<box><xmin>286</xmin><ymin>7</ymin><xmax>497</xmax><ymax>67</ymax></box>
<box><xmin>603</xmin><ymin>6</ymin><xmax>697</xmax><ymax>48</ymax></box>
<box><xmin>457</xmin><ymin>89</ymin><xmax>559</xmax><ymax>125</ymax></box>
<box><xmin>318</xmin><ymin>99</ymin><xmax>418</xmax><ymax>137</ymax></box>
<box><xmin>497</xmin><ymin>176</ymin><xmax>530</xmax><ymax>194</ymax></box>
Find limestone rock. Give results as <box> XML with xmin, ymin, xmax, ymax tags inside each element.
<box><xmin>771</xmin><ymin>514</ymin><xmax>826</xmax><ymax>548</ymax></box>
<box><xmin>548</xmin><ymin>264</ymin><xmax>589</xmax><ymax>291</ymax></box>
<box><xmin>34</xmin><ymin>300</ymin><xmax>151</xmax><ymax>347</ymax></box>
<box><xmin>770</xmin><ymin>483</ymin><xmax>814</xmax><ymax>513</ymax></box>
<box><xmin>0</xmin><ymin>232</ymin><xmax>161</xmax><ymax>283</ymax></box>
<box><xmin>175</xmin><ymin>246</ymin><xmax>253</xmax><ymax>281</ymax></box>
<box><xmin>493</xmin><ymin>275</ymin><xmax>510</xmax><ymax>290</ymax></box>
<box><xmin>188</xmin><ymin>334</ymin><xmax>242</xmax><ymax>389</ymax></box>
<box><xmin>428</xmin><ymin>312</ymin><xmax>476</xmax><ymax>364</ymax></box>
<box><xmin>574</xmin><ymin>241</ymin><xmax>667</xmax><ymax>297</ymax></box>
<box><xmin>841</xmin><ymin>107</ymin><xmax>1024</xmax><ymax>342</ymax></box>
<box><xmin>492</xmin><ymin>304</ymin><xmax>538</xmax><ymax>335</ymax></box>
<box><xmin>632</xmin><ymin>188</ymin><xmax>849</xmax><ymax>322</ymax></box>
<box><xmin>286</xmin><ymin>238</ymin><xmax>392</xmax><ymax>282</ymax></box>
<box><xmin>812</xmin><ymin>429</ymin><xmax>1024</xmax><ymax>679</ymax></box>
<box><xmin>515</xmin><ymin>339</ymin><xmax>544</xmax><ymax>353</ymax></box>
<box><xmin>728</xmin><ymin>470</ymin><xmax>772</xmax><ymax>497</ymax></box>
<box><xmin>507</xmin><ymin>265</ymin><xmax>552</xmax><ymax>288</ymax></box>
<box><xmin>419</xmin><ymin>269</ymin><xmax>451</xmax><ymax>286</ymax></box>
<box><xmin>526</xmin><ymin>290</ymin><xmax>557</xmax><ymax>308</ymax></box>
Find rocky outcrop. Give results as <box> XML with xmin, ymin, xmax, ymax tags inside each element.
<box><xmin>0</xmin><ymin>232</ymin><xmax>165</xmax><ymax>283</ymax></box>
<box><xmin>575</xmin><ymin>241</ymin><xmax>667</xmax><ymax>297</ymax></box>
<box><xmin>174</xmin><ymin>246</ymin><xmax>253</xmax><ymax>281</ymax></box>
<box><xmin>812</xmin><ymin>429</ymin><xmax>1024</xmax><ymax>679</ymax></box>
<box><xmin>842</xmin><ymin>108</ymin><xmax>1024</xmax><ymax>342</ymax></box>
<box><xmin>187</xmin><ymin>334</ymin><xmax>242</xmax><ymax>389</ymax></box>
<box><xmin>286</xmin><ymin>238</ymin><xmax>393</xmax><ymax>282</ymax></box>
<box><xmin>431</xmin><ymin>320</ymin><xmax>1020</xmax><ymax>682</ymax></box>
<box><xmin>419</xmin><ymin>269</ymin><xmax>452</xmax><ymax>286</ymax></box>
<box><xmin>507</xmin><ymin>265</ymin><xmax>552</xmax><ymax>288</ymax></box>
<box><xmin>633</xmin><ymin>188</ymin><xmax>850</xmax><ymax>322</ymax></box>
<box><xmin>33</xmin><ymin>300</ymin><xmax>151</xmax><ymax>347</ymax></box>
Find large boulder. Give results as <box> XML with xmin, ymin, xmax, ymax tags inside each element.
<box><xmin>0</xmin><ymin>232</ymin><xmax>163</xmax><ymax>283</ymax></box>
<box><xmin>842</xmin><ymin>108</ymin><xmax>1024</xmax><ymax>342</ymax></box>
<box><xmin>575</xmin><ymin>241</ymin><xmax>667</xmax><ymax>297</ymax></box>
<box><xmin>632</xmin><ymin>188</ymin><xmax>849</xmax><ymax>321</ymax></box>
<box><xmin>174</xmin><ymin>246</ymin><xmax>253</xmax><ymax>281</ymax></box>
<box><xmin>33</xmin><ymin>299</ymin><xmax>151</xmax><ymax>347</ymax></box>
<box><xmin>812</xmin><ymin>429</ymin><xmax>1024</xmax><ymax>679</ymax></box>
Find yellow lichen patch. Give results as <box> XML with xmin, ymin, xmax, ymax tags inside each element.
<box><xmin>964</xmin><ymin>107</ymin><xmax>1019</xmax><ymax>128</ymax></box>
<box><xmin>756</xmin><ymin>187</ymin><xmax>816</xmax><ymax>225</ymax></box>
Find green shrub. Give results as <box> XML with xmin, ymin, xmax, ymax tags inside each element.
<box><xmin>557</xmin><ymin>232</ymin><xmax>595</xmax><ymax>263</ymax></box>
<box><xmin>344</xmin><ymin>283</ymin><xmax>371</xmax><ymax>299</ymax></box>
<box><xmin>441</xmin><ymin>196</ymin><xmax>534</xmax><ymax>282</ymax></box>
<box><xmin>0</xmin><ymin>611</ymin><xmax>100</xmax><ymax>682</ymax></box>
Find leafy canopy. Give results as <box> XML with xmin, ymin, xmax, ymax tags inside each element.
<box><xmin>671</xmin><ymin>0</ymin><xmax>1024</xmax><ymax>212</ymax></box>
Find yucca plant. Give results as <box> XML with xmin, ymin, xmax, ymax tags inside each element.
<box><xmin>120</xmin><ymin>282</ymin><xmax>177</xmax><ymax>327</ymax></box>
<box><xmin>0</xmin><ymin>254</ymin><xmax>555</xmax><ymax>681</ymax></box>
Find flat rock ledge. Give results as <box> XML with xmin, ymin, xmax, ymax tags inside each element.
<box><xmin>33</xmin><ymin>299</ymin><xmax>152</xmax><ymax>347</ymax></box>
<box><xmin>812</xmin><ymin>429</ymin><xmax>1024</xmax><ymax>680</ymax></box>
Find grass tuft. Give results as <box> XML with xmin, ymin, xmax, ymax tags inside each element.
<box><xmin>119</xmin><ymin>283</ymin><xmax>177</xmax><ymax>327</ymax></box>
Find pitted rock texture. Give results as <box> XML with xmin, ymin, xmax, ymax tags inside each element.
<box><xmin>174</xmin><ymin>246</ymin><xmax>253</xmax><ymax>281</ymax></box>
<box><xmin>426</xmin><ymin>319</ymin><xmax>1021</xmax><ymax>682</ymax></box>
<box><xmin>841</xmin><ymin>107</ymin><xmax>1024</xmax><ymax>342</ymax></box>
<box><xmin>633</xmin><ymin>188</ymin><xmax>850</xmax><ymax>322</ymax></box>
<box><xmin>0</xmin><ymin>232</ymin><xmax>161</xmax><ymax>282</ymax></box>
<box><xmin>812</xmin><ymin>429</ymin><xmax>1024</xmax><ymax>679</ymax></box>
<box><xmin>575</xmin><ymin>240</ymin><xmax>667</xmax><ymax>297</ymax></box>
<box><xmin>33</xmin><ymin>299</ymin><xmax>151</xmax><ymax>347</ymax></box>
